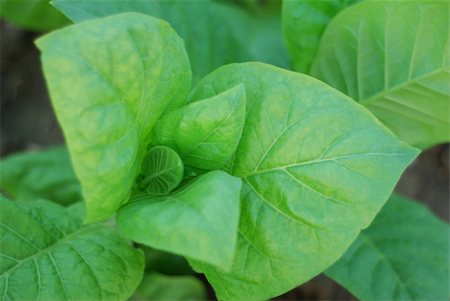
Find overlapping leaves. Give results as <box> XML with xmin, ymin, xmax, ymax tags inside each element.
<box><xmin>308</xmin><ymin>0</ymin><xmax>450</xmax><ymax>148</ymax></box>
<box><xmin>37</xmin><ymin>11</ymin><xmax>420</xmax><ymax>301</ymax></box>
<box><xmin>37</xmin><ymin>12</ymin><xmax>191</xmax><ymax>222</ymax></box>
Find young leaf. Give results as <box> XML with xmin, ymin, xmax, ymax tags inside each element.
<box><xmin>310</xmin><ymin>1</ymin><xmax>450</xmax><ymax>149</ymax></box>
<box><xmin>326</xmin><ymin>194</ymin><xmax>450</xmax><ymax>301</ymax></box>
<box><xmin>117</xmin><ymin>171</ymin><xmax>242</xmax><ymax>271</ymax></box>
<box><xmin>282</xmin><ymin>0</ymin><xmax>362</xmax><ymax>73</ymax></box>
<box><xmin>188</xmin><ymin>62</ymin><xmax>419</xmax><ymax>300</ymax></box>
<box><xmin>132</xmin><ymin>273</ymin><xmax>206</xmax><ymax>301</ymax></box>
<box><xmin>0</xmin><ymin>0</ymin><xmax>69</xmax><ymax>31</ymax></box>
<box><xmin>51</xmin><ymin>0</ymin><xmax>289</xmax><ymax>81</ymax></box>
<box><xmin>0</xmin><ymin>146</ymin><xmax>81</xmax><ymax>206</ymax></box>
<box><xmin>153</xmin><ymin>85</ymin><xmax>246</xmax><ymax>170</ymax></box>
<box><xmin>37</xmin><ymin>13</ymin><xmax>191</xmax><ymax>222</ymax></box>
<box><xmin>138</xmin><ymin>146</ymin><xmax>184</xmax><ymax>195</ymax></box>
<box><xmin>0</xmin><ymin>196</ymin><xmax>145</xmax><ymax>300</ymax></box>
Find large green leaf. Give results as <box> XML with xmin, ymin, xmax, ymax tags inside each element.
<box><xmin>0</xmin><ymin>147</ymin><xmax>81</xmax><ymax>206</ymax></box>
<box><xmin>188</xmin><ymin>62</ymin><xmax>419</xmax><ymax>300</ymax></box>
<box><xmin>326</xmin><ymin>194</ymin><xmax>450</xmax><ymax>301</ymax></box>
<box><xmin>132</xmin><ymin>273</ymin><xmax>206</xmax><ymax>301</ymax></box>
<box><xmin>37</xmin><ymin>13</ymin><xmax>191</xmax><ymax>222</ymax></box>
<box><xmin>52</xmin><ymin>0</ymin><xmax>289</xmax><ymax>81</ymax></box>
<box><xmin>117</xmin><ymin>171</ymin><xmax>242</xmax><ymax>271</ymax></box>
<box><xmin>0</xmin><ymin>0</ymin><xmax>69</xmax><ymax>31</ymax></box>
<box><xmin>310</xmin><ymin>0</ymin><xmax>450</xmax><ymax>149</ymax></box>
<box><xmin>0</xmin><ymin>196</ymin><xmax>144</xmax><ymax>300</ymax></box>
<box><xmin>153</xmin><ymin>84</ymin><xmax>246</xmax><ymax>170</ymax></box>
<box><xmin>282</xmin><ymin>0</ymin><xmax>363</xmax><ymax>73</ymax></box>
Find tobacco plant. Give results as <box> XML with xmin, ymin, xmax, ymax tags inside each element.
<box><xmin>0</xmin><ymin>0</ymin><xmax>449</xmax><ymax>301</ymax></box>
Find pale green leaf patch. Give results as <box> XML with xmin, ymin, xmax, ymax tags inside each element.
<box><xmin>188</xmin><ymin>62</ymin><xmax>419</xmax><ymax>300</ymax></box>
<box><xmin>117</xmin><ymin>171</ymin><xmax>242</xmax><ymax>271</ymax></box>
<box><xmin>153</xmin><ymin>84</ymin><xmax>246</xmax><ymax>170</ymax></box>
<box><xmin>37</xmin><ymin>12</ymin><xmax>191</xmax><ymax>222</ymax></box>
<box><xmin>311</xmin><ymin>0</ymin><xmax>450</xmax><ymax>148</ymax></box>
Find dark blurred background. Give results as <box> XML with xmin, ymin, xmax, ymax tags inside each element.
<box><xmin>1</xmin><ymin>21</ymin><xmax>448</xmax><ymax>300</ymax></box>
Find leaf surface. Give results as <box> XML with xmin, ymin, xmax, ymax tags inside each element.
<box><xmin>311</xmin><ymin>0</ymin><xmax>450</xmax><ymax>148</ymax></box>
<box><xmin>138</xmin><ymin>146</ymin><xmax>184</xmax><ymax>195</ymax></box>
<box><xmin>52</xmin><ymin>0</ymin><xmax>289</xmax><ymax>81</ymax></box>
<box><xmin>37</xmin><ymin>13</ymin><xmax>191</xmax><ymax>222</ymax></box>
<box><xmin>188</xmin><ymin>62</ymin><xmax>419</xmax><ymax>300</ymax></box>
<box><xmin>326</xmin><ymin>194</ymin><xmax>450</xmax><ymax>301</ymax></box>
<box><xmin>132</xmin><ymin>272</ymin><xmax>206</xmax><ymax>301</ymax></box>
<box><xmin>0</xmin><ymin>0</ymin><xmax>69</xmax><ymax>31</ymax></box>
<box><xmin>153</xmin><ymin>85</ymin><xmax>246</xmax><ymax>170</ymax></box>
<box><xmin>0</xmin><ymin>146</ymin><xmax>81</xmax><ymax>206</ymax></box>
<box><xmin>282</xmin><ymin>0</ymin><xmax>362</xmax><ymax>73</ymax></box>
<box><xmin>117</xmin><ymin>171</ymin><xmax>241</xmax><ymax>271</ymax></box>
<box><xmin>0</xmin><ymin>196</ymin><xmax>144</xmax><ymax>300</ymax></box>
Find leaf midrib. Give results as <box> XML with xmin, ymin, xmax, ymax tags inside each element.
<box><xmin>0</xmin><ymin>224</ymin><xmax>106</xmax><ymax>279</ymax></box>
<box><xmin>360</xmin><ymin>66</ymin><xmax>449</xmax><ymax>106</ymax></box>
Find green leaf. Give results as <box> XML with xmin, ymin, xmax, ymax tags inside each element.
<box><xmin>37</xmin><ymin>13</ymin><xmax>191</xmax><ymax>222</ymax></box>
<box><xmin>153</xmin><ymin>85</ymin><xmax>246</xmax><ymax>170</ymax></box>
<box><xmin>188</xmin><ymin>62</ymin><xmax>419</xmax><ymax>300</ymax></box>
<box><xmin>282</xmin><ymin>0</ymin><xmax>363</xmax><ymax>73</ymax></box>
<box><xmin>117</xmin><ymin>171</ymin><xmax>242</xmax><ymax>270</ymax></box>
<box><xmin>326</xmin><ymin>194</ymin><xmax>450</xmax><ymax>301</ymax></box>
<box><xmin>0</xmin><ymin>196</ymin><xmax>145</xmax><ymax>300</ymax></box>
<box><xmin>0</xmin><ymin>146</ymin><xmax>81</xmax><ymax>206</ymax></box>
<box><xmin>141</xmin><ymin>247</ymin><xmax>192</xmax><ymax>276</ymax></box>
<box><xmin>0</xmin><ymin>0</ymin><xmax>69</xmax><ymax>31</ymax></box>
<box><xmin>310</xmin><ymin>0</ymin><xmax>450</xmax><ymax>149</ymax></box>
<box><xmin>52</xmin><ymin>0</ymin><xmax>289</xmax><ymax>81</ymax></box>
<box><xmin>132</xmin><ymin>272</ymin><xmax>206</xmax><ymax>301</ymax></box>
<box><xmin>138</xmin><ymin>146</ymin><xmax>184</xmax><ymax>195</ymax></box>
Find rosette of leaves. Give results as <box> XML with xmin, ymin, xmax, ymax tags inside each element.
<box><xmin>34</xmin><ymin>12</ymin><xmax>421</xmax><ymax>300</ymax></box>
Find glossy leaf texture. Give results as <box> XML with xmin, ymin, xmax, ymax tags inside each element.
<box><xmin>52</xmin><ymin>0</ymin><xmax>289</xmax><ymax>82</ymax></box>
<box><xmin>0</xmin><ymin>196</ymin><xmax>144</xmax><ymax>300</ymax></box>
<box><xmin>117</xmin><ymin>171</ymin><xmax>242</xmax><ymax>271</ymax></box>
<box><xmin>37</xmin><ymin>13</ymin><xmax>191</xmax><ymax>222</ymax></box>
<box><xmin>0</xmin><ymin>0</ymin><xmax>69</xmax><ymax>31</ymax></box>
<box><xmin>326</xmin><ymin>194</ymin><xmax>450</xmax><ymax>301</ymax></box>
<box><xmin>132</xmin><ymin>273</ymin><xmax>206</xmax><ymax>301</ymax></box>
<box><xmin>153</xmin><ymin>85</ymin><xmax>246</xmax><ymax>170</ymax></box>
<box><xmin>0</xmin><ymin>146</ymin><xmax>81</xmax><ymax>206</ymax></box>
<box><xmin>310</xmin><ymin>0</ymin><xmax>450</xmax><ymax>149</ymax></box>
<box><xmin>138</xmin><ymin>146</ymin><xmax>184</xmax><ymax>195</ymax></box>
<box><xmin>282</xmin><ymin>0</ymin><xmax>362</xmax><ymax>73</ymax></box>
<box><xmin>188</xmin><ymin>62</ymin><xmax>419</xmax><ymax>300</ymax></box>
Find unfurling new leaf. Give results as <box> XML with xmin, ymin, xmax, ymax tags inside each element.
<box><xmin>138</xmin><ymin>146</ymin><xmax>184</xmax><ymax>195</ymax></box>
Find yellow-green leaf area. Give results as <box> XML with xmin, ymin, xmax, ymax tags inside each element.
<box><xmin>188</xmin><ymin>62</ymin><xmax>419</xmax><ymax>300</ymax></box>
<box><xmin>37</xmin><ymin>12</ymin><xmax>191</xmax><ymax>222</ymax></box>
